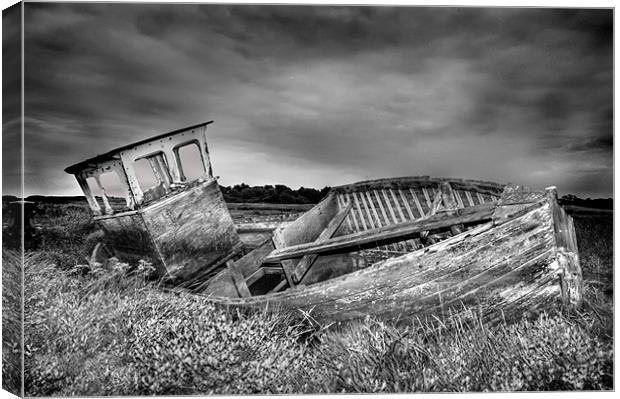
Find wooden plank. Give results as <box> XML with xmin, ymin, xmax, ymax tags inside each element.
<box><xmin>477</xmin><ymin>192</ymin><xmax>485</xmax><ymax>204</ymax></box>
<box><xmin>389</xmin><ymin>188</ymin><xmax>407</xmax><ymax>221</ymax></box>
<box><xmin>264</xmin><ymin>202</ymin><xmax>496</xmax><ymax>262</ymax></box>
<box><xmin>227</xmin><ymin>260</ymin><xmax>251</xmax><ymax>298</ymax></box>
<box><xmin>439</xmin><ymin>182</ymin><xmax>463</xmax><ymax>235</ymax></box>
<box><xmin>493</xmin><ymin>184</ymin><xmax>546</xmax><ymax>223</ymax></box>
<box><xmin>399</xmin><ymin>189</ymin><xmax>417</xmax><ymax>220</ymax></box>
<box><xmin>236</xmin><ymin>221</ymin><xmax>291</xmax><ymax>233</ymax></box>
<box><xmin>383</xmin><ymin>189</ymin><xmax>409</xmax><ymax>252</ymax></box>
<box><xmin>337</xmin><ymin>194</ymin><xmax>353</xmax><ymax>232</ymax></box>
<box><xmin>454</xmin><ymin>189</ymin><xmax>465</xmax><ymax>208</ymax></box>
<box><xmin>330</xmin><ymin>176</ymin><xmax>505</xmax><ymax>198</ymax></box>
<box><xmin>272</xmin><ymin>229</ymin><xmax>299</xmax><ymax>287</ymax></box>
<box><xmin>245</xmin><ymin>268</ymin><xmax>266</xmax><ymax>287</ymax></box>
<box><xmin>268</xmin><ymin>279</ymin><xmax>288</xmax><ymax>294</ymax></box>
<box><xmin>272</xmin><ymin>193</ymin><xmax>340</xmax><ymax>287</ymax></box>
<box><xmin>345</xmin><ymin>192</ymin><xmax>361</xmax><ymax>232</ymax></box>
<box><xmin>373</xmin><ymin>190</ymin><xmax>400</xmax><ymax>251</ymax></box>
<box><xmin>352</xmin><ymin>192</ymin><xmax>368</xmax><ymax>230</ymax></box>
<box><xmin>464</xmin><ymin>190</ymin><xmax>475</xmax><ymax>207</ymax></box>
<box><xmin>372</xmin><ymin>190</ymin><xmax>394</xmax><ymax>226</ymax></box>
<box><xmin>421</xmin><ymin>187</ymin><xmax>433</xmax><ymax>209</ymax></box>
<box><xmin>246</xmin><ymin>266</ymin><xmax>283</xmax><ymax>287</ymax></box>
<box><xmin>361</xmin><ymin>191</ymin><xmax>378</xmax><ymax>229</ymax></box>
<box><xmin>420</xmin><ymin>188</ymin><xmax>444</xmax><ymax>244</ymax></box>
<box><xmin>546</xmin><ymin>186</ymin><xmax>582</xmax><ymax>306</ymax></box>
<box><xmin>359</xmin><ymin>191</ymin><xmax>392</xmax><ymax>251</ymax></box>
<box><xmin>291</xmin><ymin>203</ymin><xmax>353</xmax><ymax>282</ymax></box>
<box><xmin>409</xmin><ymin>188</ymin><xmax>426</xmax><ymax>218</ymax></box>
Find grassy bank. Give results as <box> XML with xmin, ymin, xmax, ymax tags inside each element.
<box><xmin>8</xmin><ymin>203</ymin><xmax>615</xmax><ymax>394</ymax></box>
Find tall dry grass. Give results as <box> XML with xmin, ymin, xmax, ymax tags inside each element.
<box><xmin>13</xmin><ymin>203</ymin><xmax>615</xmax><ymax>394</ymax></box>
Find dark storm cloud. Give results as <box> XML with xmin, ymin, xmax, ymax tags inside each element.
<box><xmin>2</xmin><ymin>3</ymin><xmax>22</xmax><ymax>195</ymax></box>
<box><xmin>15</xmin><ymin>4</ymin><xmax>612</xmax><ymax>198</ymax></box>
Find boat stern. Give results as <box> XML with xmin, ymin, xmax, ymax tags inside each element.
<box><xmin>545</xmin><ymin>186</ymin><xmax>583</xmax><ymax>308</ymax></box>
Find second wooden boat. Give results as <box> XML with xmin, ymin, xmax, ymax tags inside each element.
<box><xmin>198</xmin><ymin>176</ymin><xmax>583</xmax><ymax>325</ymax></box>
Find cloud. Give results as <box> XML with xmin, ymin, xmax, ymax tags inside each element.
<box><xmin>12</xmin><ymin>4</ymin><xmax>612</xmax><ymax>199</ymax></box>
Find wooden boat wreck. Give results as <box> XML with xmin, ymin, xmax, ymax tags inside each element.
<box><xmin>65</xmin><ymin>122</ymin><xmax>583</xmax><ymax>325</ymax></box>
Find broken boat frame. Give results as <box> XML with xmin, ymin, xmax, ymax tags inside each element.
<box><xmin>65</xmin><ymin>122</ymin><xmax>583</xmax><ymax>325</ymax></box>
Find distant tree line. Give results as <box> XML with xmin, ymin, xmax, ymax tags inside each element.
<box><xmin>3</xmin><ymin>190</ymin><xmax>611</xmax><ymax>208</ymax></box>
<box><xmin>2</xmin><ymin>184</ymin><xmax>332</xmax><ymax>206</ymax></box>
<box><xmin>559</xmin><ymin>194</ymin><xmax>613</xmax><ymax>210</ymax></box>
<box><xmin>220</xmin><ymin>184</ymin><xmax>331</xmax><ymax>204</ymax></box>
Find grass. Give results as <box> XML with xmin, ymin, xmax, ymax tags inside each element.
<box><xmin>2</xmin><ymin>202</ymin><xmax>614</xmax><ymax>394</ymax></box>
<box><xmin>2</xmin><ymin>250</ymin><xmax>22</xmax><ymax>396</ymax></box>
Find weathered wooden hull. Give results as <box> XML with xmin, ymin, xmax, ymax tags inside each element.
<box><xmin>96</xmin><ymin>178</ymin><xmax>241</xmax><ymax>280</ymax></box>
<box><xmin>198</xmin><ymin>177</ymin><xmax>582</xmax><ymax>325</ymax></box>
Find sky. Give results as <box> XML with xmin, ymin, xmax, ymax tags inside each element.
<box><xmin>2</xmin><ymin>3</ymin><xmax>614</xmax><ymax>198</ymax></box>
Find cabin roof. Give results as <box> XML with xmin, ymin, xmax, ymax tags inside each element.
<box><xmin>64</xmin><ymin>121</ymin><xmax>213</xmax><ymax>174</ymax></box>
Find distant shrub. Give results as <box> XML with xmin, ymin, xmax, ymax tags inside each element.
<box><xmin>221</xmin><ymin>184</ymin><xmax>331</xmax><ymax>204</ymax></box>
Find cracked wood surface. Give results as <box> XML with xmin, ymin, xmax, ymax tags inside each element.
<box><xmin>264</xmin><ymin>202</ymin><xmax>496</xmax><ymax>262</ymax></box>
<box><xmin>205</xmin><ymin>201</ymin><xmax>573</xmax><ymax>324</ymax></box>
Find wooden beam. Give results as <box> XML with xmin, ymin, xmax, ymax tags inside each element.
<box><xmin>245</xmin><ymin>266</ymin><xmax>284</xmax><ymax>287</ymax></box>
<box><xmin>227</xmin><ymin>260</ymin><xmax>251</xmax><ymax>298</ymax></box>
<box><xmin>399</xmin><ymin>189</ymin><xmax>416</xmax><ymax>219</ymax></box>
<box><xmin>420</xmin><ymin>187</ymin><xmax>433</xmax><ymax>209</ymax></box>
<box><xmin>352</xmin><ymin>192</ymin><xmax>368</xmax><ymax>230</ymax></box>
<box><xmin>373</xmin><ymin>190</ymin><xmax>400</xmax><ymax>251</ymax></box>
<box><xmin>268</xmin><ymin>279</ymin><xmax>289</xmax><ymax>294</ymax></box>
<box><xmin>272</xmin><ymin>229</ymin><xmax>297</xmax><ymax>287</ymax></box>
<box><xmin>264</xmin><ymin>202</ymin><xmax>496</xmax><ymax>262</ymax></box>
<box><xmin>336</xmin><ymin>194</ymin><xmax>353</xmax><ymax>232</ymax></box>
<box><xmin>383</xmin><ymin>189</ymin><xmax>409</xmax><ymax>252</ymax></box>
<box><xmin>291</xmin><ymin>203</ymin><xmax>353</xmax><ymax>282</ymax></box>
<box><xmin>420</xmin><ymin>187</ymin><xmax>443</xmax><ymax>243</ymax></box>
<box><xmin>439</xmin><ymin>182</ymin><xmax>464</xmax><ymax>235</ymax></box>
<box><xmin>345</xmin><ymin>193</ymin><xmax>361</xmax><ymax>232</ymax></box>
<box><xmin>464</xmin><ymin>190</ymin><xmax>476</xmax><ymax>207</ymax></box>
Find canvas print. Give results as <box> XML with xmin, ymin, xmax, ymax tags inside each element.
<box><xmin>2</xmin><ymin>1</ymin><xmax>613</xmax><ymax>396</ymax></box>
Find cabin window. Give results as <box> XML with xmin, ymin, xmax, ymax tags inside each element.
<box><xmin>175</xmin><ymin>142</ymin><xmax>206</xmax><ymax>182</ymax></box>
<box><xmin>86</xmin><ymin>172</ymin><xmax>129</xmax><ymax>214</ymax></box>
<box><xmin>133</xmin><ymin>152</ymin><xmax>172</xmax><ymax>203</ymax></box>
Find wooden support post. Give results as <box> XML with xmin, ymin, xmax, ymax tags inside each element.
<box><xmin>439</xmin><ymin>182</ymin><xmax>463</xmax><ymax>235</ymax></box>
<box><xmin>420</xmin><ymin>187</ymin><xmax>443</xmax><ymax>244</ymax></box>
<box><xmin>291</xmin><ymin>203</ymin><xmax>353</xmax><ymax>283</ymax></box>
<box><xmin>227</xmin><ymin>260</ymin><xmax>251</xmax><ymax>298</ymax></box>
<box><xmin>272</xmin><ymin>229</ymin><xmax>298</xmax><ymax>288</ymax></box>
